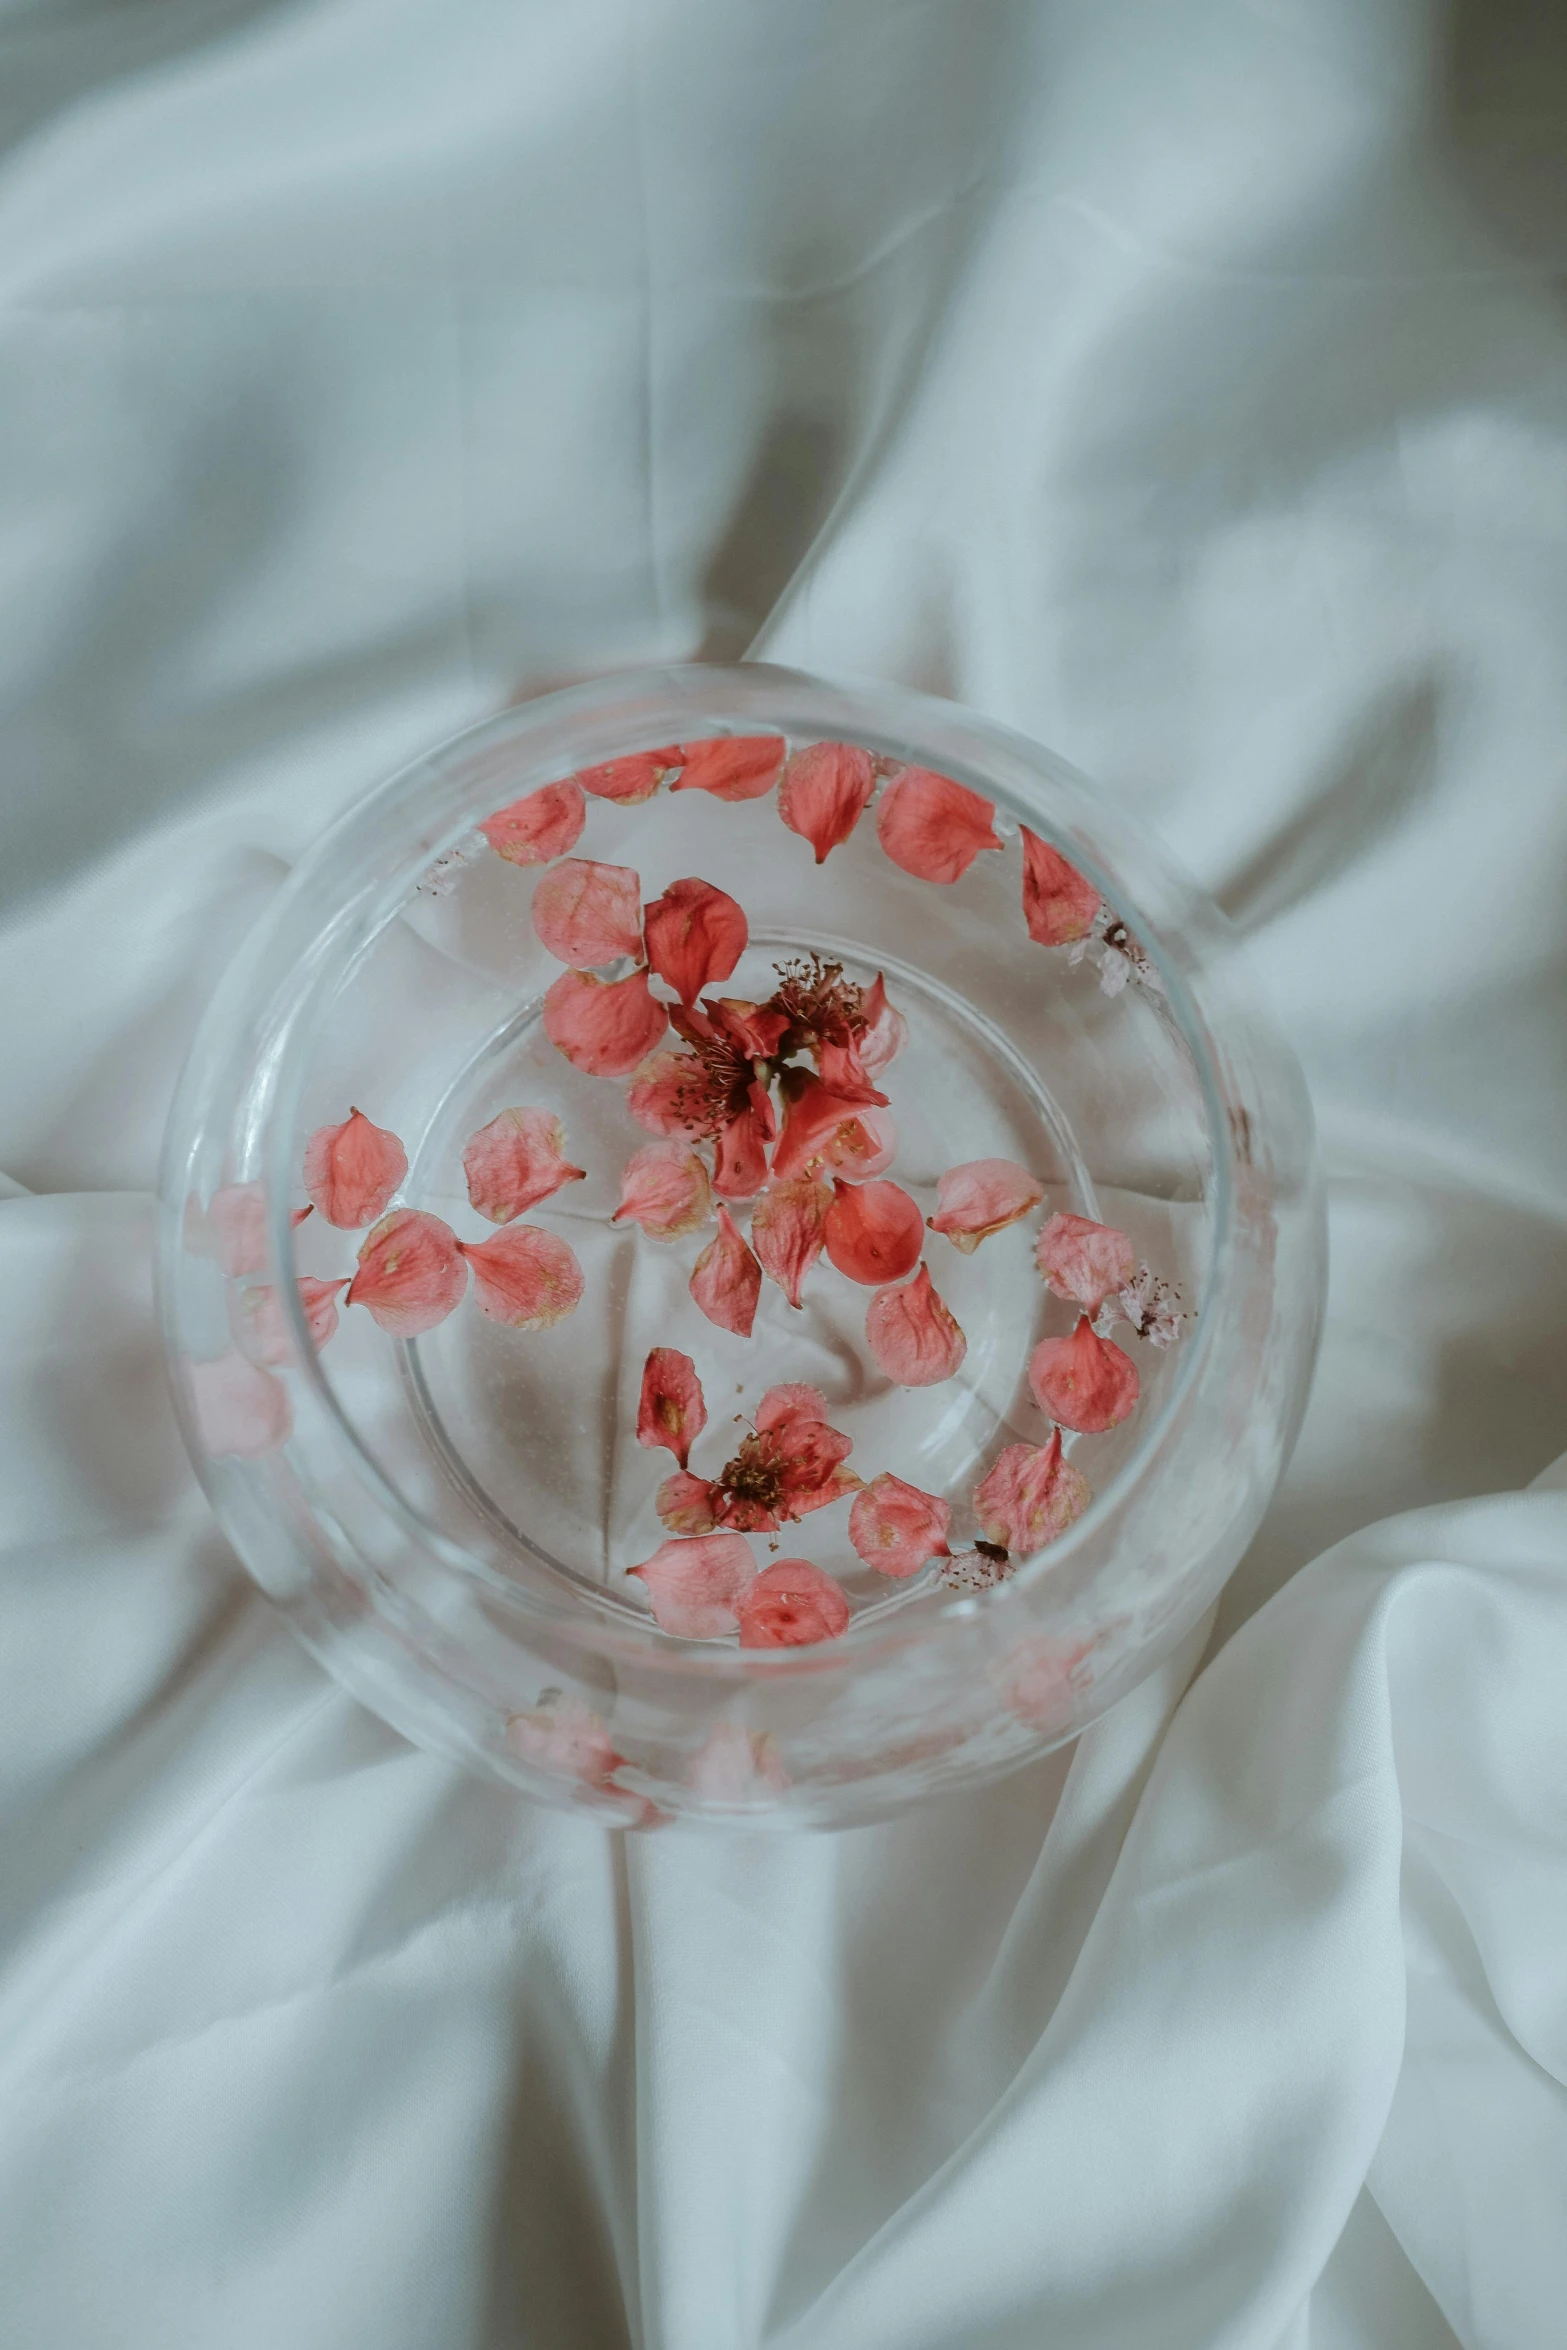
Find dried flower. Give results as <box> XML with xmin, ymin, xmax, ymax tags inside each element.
<box><xmin>531</xmin><ymin>857</ymin><xmax>643</xmax><ymax>968</ymax></box>
<box><xmin>543</xmin><ymin>968</ymin><xmax>667</xmax><ymax>1076</ymax></box>
<box><xmin>1035</xmin><ymin>1212</ymin><xmax>1136</xmax><ymax>1314</ymax></box>
<box><xmin>1117</xmin><ymin>1264</ymin><xmax>1185</xmax><ymax>1347</ymax></box>
<box><xmin>612</xmin><ymin>1141</ymin><xmax>713</xmax><ymax>1239</ymax></box>
<box><xmin>973</xmin><ymin>1432</ymin><xmax>1091</xmax><ymax>1555</ymax></box>
<box><xmin>480</xmin><ymin>777</ymin><xmax>586</xmax><ymax>866</ymax></box>
<box><xmin>629</xmin><ymin>1532</ymin><xmax>756</xmax><ymax>1637</ymax></box>
<box><xmin>1028</xmin><ymin>1315</ymin><xmax>1139</xmax><ymax>1433</ymax></box>
<box><xmin>928</xmin><ymin>1159</ymin><xmax>1043</xmax><ymax>1254</ymax></box>
<box><xmin>875</xmin><ymin>767</ymin><xmax>1001</xmax><ymax>883</ymax></box>
<box><xmin>347</xmin><ymin>1209</ymin><xmax>468</xmax><ymax>1336</ymax></box>
<box><xmin>302</xmin><ymin>1108</ymin><xmax>407</xmax><ymax>1229</ymax></box>
<box><xmin>642</xmin><ymin>876</ymin><xmax>749</xmax><ymax>1005</ymax></box>
<box><xmin>865</xmin><ymin>1264</ymin><xmax>967</xmax><ymax>1387</ymax></box>
<box><xmin>656</xmin><ymin>1384</ymin><xmax>857</xmax><ymax>1536</ymax></box>
<box><xmin>751</xmin><ymin>1176</ymin><xmax>831</xmax><ymax>1308</ymax></box>
<box><xmin>459</xmin><ymin>1224</ymin><xmax>584</xmax><ymax>1328</ymax></box>
<box><xmin>1021</xmin><ymin>827</ymin><xmax>1100</xmax><ymax>946</ymax></box>
<box><xmin>778</xmin><ymin>741</ymin><xmax>878</xmax><ymax>862</ymax></box>
<box><xmin>689</xmin><ymin>1206</ymin><xmax>763</xmax><ymax>1336</ymax></box>
<box><xmin>848</xmin><ymin>1473</ymin><xmax>952</xmax><ymax>1578</ymax></box>
<box><xmin>462</xmin><ymin>1107</ymin><xmax>585</xmax><ymax>1223</ymax></box>
<box><xmin>736</xmin><ymin>1559</ymin><xmax>851</xmax><ymax>1648</ymax></box>
<box><xmin>670</xmin><ymin>736</ymin><xmax>786</xmax><ymax>801</ymax></box>
<box><xmin>823</xmin><ymin>1178</ymin><xmax>924</xmax><ymax>1286</ymax></box>
<box><xmin>940</xmin><ymin>1544</ymin><xmax>1017</xmax><ymax>1596</ymax></box>
<box><xmin>637</xmin><ymin>1347</ymin><xmax>707</xmax><ymax>1469</ymax></box>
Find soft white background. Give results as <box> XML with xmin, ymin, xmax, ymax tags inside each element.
<box><xmin>2</xmin><ymin>3</ymin><xmax>1564</xmax><ymax>2344</ymax></box>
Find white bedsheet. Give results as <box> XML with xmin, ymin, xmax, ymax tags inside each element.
<box><xmin>2</xmin><ymin>3</ymin><xmax>1565</xmax><ymax>2344</ymax></box>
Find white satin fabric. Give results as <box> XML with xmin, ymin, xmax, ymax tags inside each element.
<box><xmin>2</xmin><ymin>3</ymin><xmax>1565</xmax><ymax>2344</ymax></box>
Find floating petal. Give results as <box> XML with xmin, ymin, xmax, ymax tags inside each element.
<box><xmin>686</xmin><ymin>1722</ymin><xmax>790</xmax><ymax>1798</ymax></box>
<box><xmin>654</xmin><ymin>1470</ymin><xmax>723</xmax><ymax>1535</ymax></box>
<box><xmin>671</xmin><ymin>735</ymin><xmax>786</xmax><ymax>801</ymax></box>
<box><xmin>689</xmin><ymin>1207</ymin><xmax>762</xmax><ymax>1336</ymax></box>
<box><xmin>778</xmin><ymin>741</ymin><xmax>877</xmax><ymax>863</ymax></box>
<box><xmin>627</xmin><ymin>1049</ymin><xmax>713</xmax><ymax>1139</ymax></box>
<box><xmin>544</xmin><ymin>968</ymin><xmax>668</xmax><ymax>1076</ymax></box>
<box><xmin>630</xmin><ymin>1532</ymin><xmax>755</xmax><ymax>1636</ymax></box>
<box><xmin>751</xmin><ymin>1177</ymin><xmax>831</xmax><ymax>1308</ymax></box>
<box><xmin>576</xmin><ymin>748</ymin><xmax>681</xmax><ymax>804</ymax></box>
<box><xmin>770</xmin><ymin>1075</ymin><xmax>880</xmax><ymax>1183</ymax></box>
<box><xmin>875</xmin><ymin>767</ymin><xmax>1001</xmax><ymax>883</ymax></box>
<box><xmin>755</xmin><ymin>1381</ymin><xmax>830</xmax><ymax>1433</ymax></box>
<box><xmin>1035</xmin><ymin>1212</ymin><xmax>1136</xmax><ymax>1313</ymax></box>
<box><xmin>637</xmin><ymin>1347</ymin><xmax>707</xmax><ymax>1469</ymax></box>
<box><xmin>1028</xmin><ymin>1315</ymin><xmax>1139</xmax><ymax>1432</ymax></box>
<box><xmin>480</xmin><ymin>777</ymin><xmax>586</xmax><ymax>866</ymax></box>
<box><xmin>941</xmin><ymin>1546</ymin><xmax>1018</xmax><ymax>1596</ymax></box>
<box><xmin>865</xmin><ymin>1264</ymin><xmax>967</xmax><ymax>1387</ymax></box>
<box><xmin>189</xmin><ymin>1352</ymin><xmax>293</xmax><ymax>1458</ymax></box>
<box><xmin>736</xmin><ymin>1559</ymin><xmax>850</xmax><ymax>1648</ymax></box>
<box><xmin>236</xmin><ymin>1275</ymin><xmax>347</xmax><ymax>1367</ymax></box>
<box><xmin>929</xmin><ymin>1159</ymin><xmax>1044</xmax><ymax>1254</ymax></box>
<box><xmin>506</xmin><ymin>1692</ymin><xmax>624</xmax><ymax>1788</ymax></box>
<box><xmin>302</xmin><ymin>1108</ymin><xmax>408</xmax><ymax>1229</ymax></box>
<box><xmin>347</xmin><ymin>1210</ymin><xmax>468</xmax><ymax>1336</ymax></box>
<box><xmin>1021</xmin><ymin>827</ymin><xmax>1100</xmax><ymax>945</ymax></box>
<box><xmin>848</xmin><ymin>1473</ymin><xmax>951</xmax><ymax>1578</ymax></box>
<box><xmin>643</xmin><ymin>876</ymin><xmax>749</xmax><ymax>1005</ymax></box>
<box><xmin>815</xmin><ymin>1037</ymin><xmax>888</xmax><ymax>1106</ymax></box>
<box><xmin>824</xmin><ymin>1178</ymin><xmax>924</xmax><ymax>1285</ymax></box>
<box><xmin>612</xmin><ymin>1141</ymin><xmax>713</xmax><ymax>1239</ymax></box>
<box><xmin>712</xmin><ymin>1107</ymin><xmax>771</xmax><ymax>1200</ymax></box>
<box><xmin>974</xmin><ymin>1432</ymin><xmax>1091</xmax><ymax>1555</ymax></box>
<box><xmin>462</xmin><ymin>1106</ymin><xmax>585</xmax><ymax>1222</ymax></box>
<box><xmin>820</xmin><ymin>1107</ymin><xmax>898</xmax><ymax>1182</ymax></box>
<box><xmin>532</xmin><ymin>857</ymin><xmax>643</xmax><ymax>968</ymax></box>
<box><xmin>857</xmin><ymin>974</ymin><xmax>908</xmax><ymax>1076</ymax></box>
<box><xmin>460</xmin><ymin>1224</ymin><xmax>584</xmax><ymax>1328</ymax></box>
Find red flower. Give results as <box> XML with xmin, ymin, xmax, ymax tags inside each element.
<box><xmin>654</xmin><ymin>1382</ymin><xmax>858</xmax><ymax>1536</ymax></box>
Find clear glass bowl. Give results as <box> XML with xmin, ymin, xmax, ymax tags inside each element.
<box><xmin>158</xmin><ymin>664</ymin><xmax>1325</xmax><ymax>1828</ymax></box>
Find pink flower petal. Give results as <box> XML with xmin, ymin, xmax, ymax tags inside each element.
<box><xmin>576</xmin><ymin>748</ymin><xmax>681</xmax><ymax>804</ymax></box>
<box><xmin>236</xmin><ymin>1275</ymin><xmax>348</xmax><ymax>1367</ymax></box>
<box><xmin>865</xmin><ymin>1264</ymin><xmax>967</xmax><ymax>1387</ymax></box>
<box><xmin>459</xmin><ymin>1224</ymin><xmax>584</xmax><ymax>1329</ymax></box>
<box><xmin>686</xmin><ymin>1722</ymin><xmax>790</xmax><ymax>1798</ymax></box>
<box><xmin>736</xmin><ymin>1559</ymin><xmax>850</xmax><ymax>1648</ymax></box>
<box><xmin>671</xmin><ymin>736</ymin><xmax>786</xmax><ymax>801</ymax></box>
<box><xmin>480</xmin><ymin>777</ymin><xmax>586</xmax><ymax>866</ymax></box>
<box><xmin>630</xmin><ymin>1531</ymin><xmax>755</xmax><ymax>1636</ymax></box>
<box><xmin>755</xmin><ymin>1381</ymin><xmax>831</xmax><ymax>1434</ymax></box>
<box><xmin>689</xmin><ymin>1207</ymin><xmax>762</xmax><ymax>1336</ymax></box>
<box><xmin>824</xmin><ymin>1178</ymin><xmax>924</xmax><ymax>1286</ymax></box>
<box><xmin>506</xmin><ymin>1691</ymin><xmax>628</xmax><ymax>1788</ymax></box>
<box><xmin>929</xmin><ymin>1158</ymin><xmax>1044</xmax><ymax>1254</ymax></box>
<box><xmin>643</xmin><ymin>876</ymin><xmax>749</xmax><ymax>1005</ymax></box>
<box><xmin>1021</xmin><ymin>827</ymin><xmax>1100</xmax><ymax>946</ymax></box>
<box><xmin>819</xmin><ymin>1107</ymin><xmax>898</xmax><ymax>1182</ymax></box>
<box><xmin>750</xmin><ymin>1177</ymin><xmax>831</xmax><ymax>1308</ymax></box>
<box><xmin>778</xmin><ymin>741</ymin><xmax>877</xmax><ymax>863</ymax></box>
<box><xmin>627</xmin><ymin>1049</ymin><xmax>714</xmax><ymax>1140</ymax></box>
<box><xmin>848</xmin><ymin>1473</ymin><xmax>952</xmax><ymax>1578</ymax></box>
<box><xmin>1028</xmin><ymin>1315</ymin><xmax>1139</xmax><ymax>1433</ymax></box>
<box><xmin>531</xmin><ymin>857</ymin><xmax>643</xmax><ymax>968</ymax></box>
<box><xmin>302</xmin><ymin>1108</ymin><xmax>408</xmax><ymax>1229</ymax></box>
<box><xmin>655</xmin><ymin>1471</ymin><xmax>723</xmax><ymax>1535</ymax></box>
<box><xmin>973</xmin><ymin>1432</ymin><xmax>1092</xmax><ymax>1555</ymax></box>
<box><xmin>875</xmin><ymin>766</ymin><xmax>1001</xmax><ymax>883</ymax></box>
<box><xmin>1034</xmin><ymin>1212</ymin><xmax>1137</xmax><ymax>1314</ymax></box>
<box><xmin>462</xmin><ymin>1107</ymin><xmax>585</xmax><ymax>1223</ymax></box>
<box><xmin>702</xmin><ymin>997</ymin><xmax>792</xmax><ymax>1059</ymax></box>
<box><xmin>544</xmin><ymin>968</ymin><xmax>668</xmax><ymax>1077</ymax></box>
<box><xmin>612</xmin><ymin>1141</ymin><xmax>713</xmax><ymax>1239</ymax></box>
<box><xmin>189</xmin><ymin>1351</ymin><xmax>293</xmax><ymax>1458</ymax></box>
<box><xmin>189</xmin><ymin>1184</ymin><xmax>311</xmax><ymax>1277</ymax></box>
<box><xmin>815</xmin><ymin>1037</ymin><xmax>888</xmax><ymax>1107</ymax></box>
<box><xmin>712</xmin><ymin>1107</ymin><xmax>771</xmax><ymax>1200</ymax></box>
<box><xmin>347</xmin><ymin>1209</ymin><xmax>468</xmax><ymax>1336</ymax></box>
<box><xmin>770</xmin><ymin>1075</ymin><xmax>881</xmax><ymax>1183</ymax></box>
<box><xmin>858</xmin><ymin>974</ymin><xmax>908</xmax><ymax>1076</ymax></box>
<box><xmin>637</xmin><ymin>1347</ymin><xmax>707</xmax><ymax>1469</ymax></box>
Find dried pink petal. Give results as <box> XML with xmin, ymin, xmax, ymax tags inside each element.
<box><xmin>857</xmin><ymin>974</ymin><xmax>908</xmax><ymax>1077</ymax></box>
<box><xmin>480</xmin><ymin>777</ymin><xmax>586</xmax><ymax>866</ymax></box>
<box><xmin>506</xmin><ymin>1692</ymin><xmax>625</xmax><ymax>1788</ymax></box>
<box><xmin>973</xmin><ymin>1432</ymin><xmax>1091</xmax><ymax>1555</ymax></box>
<box><xmin>875</xmin><ymin>767</ymin><xmax>1001</xmax><ymax>883</ymax></box>
<box><xmin>736</xmin><ymin>1559</ymin><xmax>850</xmax><ymax>1648</ymax></box>
<box><xmin>770</xmin><ymin>1076</ymin><xmax>881</xmax><ymax>1183</ymax></box>
<box><xmin>1021</xmin><ymin>827</ymin><xmax>1100</xmax><ymax>946</ymax></box>
<box><xmin>754</xmin><ymin>1381</ymin><xmax>831</xmax><ymax>1433</ymax></box>
<box><xmin>751</xmin><ymin>1177</ymin><xmax>831</xmax><ymax>1308</ymax></box>
<box><xmin>531</xmin><ymin>857</ymin><xmax>643</xmax><ymax>968</ymax></box>
<box><xmin>643</xmin><ymin>877</ymin><xmax>749</xmax><ymax>1005</ymax></box>
<box><xmin>302</xmin><ymin>1108</ymin><xmax>408</xmax><ymax>1229</ymax></box>
<box><xmin>671</xmin><ymin>736</ymin><xmax>786</xmax><ymax>802</ymax></box>
<box><xmin>848</xmin><ymin>1473</ymin><xmax>952</xmax><ymax>1579</ymax></box>
<box><xmin>462</xmin><ymin>1107</ymin><xmax>585</xmax><ymax>1223</ymax></box>
<box><xmin>689</xmin><ymin>1207</ymin><xmax>762</xmax><ymax>1336</ymax></box>
<box><xmin>544</xmin><ymin>968</ymin><xmax>668</xmax><ymax>1076</ymax></box>
<box><xmin>712</xmin><ymin>1107</ymin><xmax>771</xmax><ymax>1200</ymax></box>
<box><xmin>459</xmin><ymin>1224</ymin><xmax>584</xmax><ymax>1328</ymax></box>
<box><xmin>612</xmin><ymin>1141</ymin><xmax>713</xmax><ymax>1239</ymax></box>
<box><xmin>777</xmin><ymin>741</ymin><xmax>878</xmax><ymax>863</ymax></box>
<box><xmin>637</xmin><ymin>1347</ymin><xmax>706</xmax><ymax>1469</ymax></box>
<box><xmin>824</xmin><ymin>1178</ymin><xmax>924</xmax><ymax>1286</ymax></box>
<box><xmin>655</xmin><ymin>1470</ymin><xmax>723</xmax><ymax>1535</ymax></box>
<box><xmin>929</xmin><ymin>1159</ymin><xmax>1044</xmax><ymax>1254</ymax></box>
<box><xmin>576</xmin><ymin>747</ymin><xmax>681</xmax><ymax>804</ymax></box>
<box><xmin>190</xmin><ymin>1184</ymin><xmax>311</xmax><ymax>1278</ymax></box>
<box><xmin>236</xmin><ymin>1275</ymin><xmax>348</xmax><ymax>1367</ymax></box>
<box><xmin>347</xmin><ymin>1209</ymin><xmax>468</xmax><ymax>1336</ymax></box>
<box><xmin>189</xmin><ymin>1352</ymin><xmax>293</xmax><ymax>1458</ymax></box>
<box><xmin>865</xmin><ymin>1264</ymin><xmax>967</xmax><ymax>1387</ymax></box>
<box><xmin>1028</xmin><ymin>1315</ymin><xmax>1139</xmax><ymax>1433</ymax></box>
<box><xmin>627</xmin><ymin>1049</ymin><xmax>713</xmax><ymax>1140</ymax></box>
<box><xmin>686</xmin><ymin>1722</ymin><xmax>790</xmax><ymax>1798</ymax></box>
<box><xmin>630</xmin><ymin>1531</ymin><xmax>755</xmax><ymax>1636</ymax></box>
<box><xmin>819</xmin><ymin>1107</ymin><xmax>898</xmax><ymax>1182</ymax></box>
<box><xmin>1035</xmin><ymin>1212</ymin><xmax>1136</xmax><ymax>1314</ymax></box>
